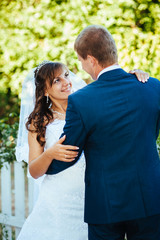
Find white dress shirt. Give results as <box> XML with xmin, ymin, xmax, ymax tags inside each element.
<box><xmin>97</xmin><ymin>64</ymin><xmax>121</xmax><ymax>79</ymax></box>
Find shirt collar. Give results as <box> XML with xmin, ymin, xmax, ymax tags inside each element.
<box><xmin>97</xmin><ymin>64</ymin><xmax>121</xmax><ymax>79</ymax></box>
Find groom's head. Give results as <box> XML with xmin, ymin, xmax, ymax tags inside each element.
<box><xmin>74</xmin><ymin>25</ymin><xmax>118</xmax><ymax>80</ymax></box>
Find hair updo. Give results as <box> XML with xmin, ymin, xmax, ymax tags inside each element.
<box><xmin>26</xmin><ymin>62</ymin><xmax>65</xmax><ymax>146</ymax></box>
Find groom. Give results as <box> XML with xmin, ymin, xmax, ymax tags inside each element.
<box><xmin>46</xmin><ymin>25</ymin><xmax>160</xmax><ymax>239</ymax></box>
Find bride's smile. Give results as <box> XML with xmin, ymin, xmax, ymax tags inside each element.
<box><xmin>45</xmin><ymin>67</ymin><xmax>72</xmax><ymax>102</ymax></box>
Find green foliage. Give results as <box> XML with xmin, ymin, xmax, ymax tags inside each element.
<box><xmin>0</xmin><ymin>224</ymin><xmax>16</xmax><ymax>240</ymax></box>
<box><xmin>0</xmin><ymin>114</ymin><xmax>19</xmax><ymax>168</ymax></box>
<box><xmin>0</xmin><ymin>91</ymin><xmax>20</xmax><ymax>119</ymax></box>
<box><xmin>0</xmin><ymin>0</ymin><xmax>160</xmax><ymax>99</ymax></box>
<box><xmin>0</xmin><ymin>224</ymin><xmax>9</xmax><ymax>240</ymax></box>
<box><xmin>0</xmin><ymin>0</ymin><xmax>160</xmax><ymax>166</ymax></box>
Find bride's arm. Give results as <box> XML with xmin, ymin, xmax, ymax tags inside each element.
<box><xmin>28</xmin><ymin>128</ymin><xmax>79</xmax><ymax>179</ymax></box>
<box><xmin>28</xmin><ymin>130</ymin><xmax>50</xmax><ymax>179</ymax></box>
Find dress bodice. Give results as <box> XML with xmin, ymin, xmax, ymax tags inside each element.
<box><xmin>45</xmin><ymin>119</ymin><xmax>65</xmax><ymax>149</ymax></box>
<box><xmin>44</xmin><ymin>119</ymin><xmax>85</xmax><ymax>172</ymax></box>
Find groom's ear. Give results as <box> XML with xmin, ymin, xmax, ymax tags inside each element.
<box><xmin>87</xmin><ymin>55</ymin><xmax>98</xmax><ymax>67</ymax></box>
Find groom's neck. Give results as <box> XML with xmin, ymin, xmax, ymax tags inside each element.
<box><xmin>95</xmin><ymin>62</ymin><xmax>119</xmax><ymax>80</ymax></box>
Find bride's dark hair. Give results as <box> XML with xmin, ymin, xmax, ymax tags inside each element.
<box><xmin>26</xmin><ymin>62</ymin><xmax>65</xmax><ymax>146</ymax></box>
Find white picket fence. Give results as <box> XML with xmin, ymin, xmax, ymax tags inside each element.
<box><xmin>0</xmin><ymin>161</ymin><xmax>34</xmax><ymax>240</ymax></box>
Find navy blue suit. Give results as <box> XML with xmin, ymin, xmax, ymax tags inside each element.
<box><xmin>46</xmin><ymin>69</ymin><xmax>160</xmax><ymax>238</ymax></box>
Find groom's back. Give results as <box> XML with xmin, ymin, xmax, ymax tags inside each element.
<box><xmin>72</xmin><ymin>68</ymin><xmax>160</xmax><ymax>224</ymax></box>
<box><xmin>76</xmin><ymin>69</ymin><xmax>159</xmax><ymax>163</ymax></box>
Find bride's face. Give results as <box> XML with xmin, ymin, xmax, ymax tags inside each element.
<box><xmin>46</xmin><ymin>67</ymin><xmax>72</xmax><ymax>102</ymax></box>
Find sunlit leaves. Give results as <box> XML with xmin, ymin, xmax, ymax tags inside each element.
<box><xmin>0</xmin><ymin>0</ymin><xmax>160</xmax><ymax>164</ymax></box>
<box><xmin>0</xmin><ymin>0</ymin><xmax>160</xmax><ymax>94</ymax></box>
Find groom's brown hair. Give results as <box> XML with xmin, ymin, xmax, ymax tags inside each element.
<box><xmin>74</xmin><ymin>25</ymin><xmax>118</xmax><ymax>67</ymax></box>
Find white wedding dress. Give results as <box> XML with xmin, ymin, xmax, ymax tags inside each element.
<box><xmin>17</xmin><ymin>119</ymin><xmax>88</xmax><ymax>240</ymax></box>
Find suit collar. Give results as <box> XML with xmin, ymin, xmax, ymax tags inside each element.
<box><xmin>98</xmin><ymin>68</ymin><xmax>129</xmax><ymax>81</ymax></box>
<box><xmin>97</xmin><ymin>65</ymin><xmax>121</xmax><ymax>79</ymax></box>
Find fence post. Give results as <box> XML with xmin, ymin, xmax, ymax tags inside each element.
<box><xmin>1</xmin><ymin>162</ymin><xmax>12</xmax><ymax>240</ymax></box>
<box><xmin>14</xmin><ymin>161</ymin><xmax>25</xmax><ymax>238</ymax></box>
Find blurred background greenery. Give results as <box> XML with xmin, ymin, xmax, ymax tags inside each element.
<box><xmin>0</xmin><ymin>0</ymin><xmax>160</xmax><ymax>165</ymax></box>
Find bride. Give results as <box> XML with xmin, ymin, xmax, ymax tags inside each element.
<box><xmin>16</xmin><ymin>61</ymin><xmax>149</xmax><ymax>240</ymax></box>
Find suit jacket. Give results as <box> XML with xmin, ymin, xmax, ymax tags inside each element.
<box><xmin>46</xmin><ymin>69</ymin><xmax>160</xmax><ymax>224</ymax></box>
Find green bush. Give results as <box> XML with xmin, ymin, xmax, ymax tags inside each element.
<box><xmin>0</xmin><ymin>0</ymin><xmax>160</xmax><ymax>166</ymax></box>
<box><xmin>0</xmin><ymin>0</ymin><xmax>160</xmax><ymax>99</ymax></box>
<box><xmin>0</xmin><ymin>113</ymin><xmax>19</xmax><ymax>168</ymax></box>
<box><xmin>0</xmin><ymin>224</ymin><xmax>9</xmax><ymax>240</ymax></box>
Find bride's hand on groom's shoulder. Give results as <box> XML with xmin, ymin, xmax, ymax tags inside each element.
<box><xmin>129</xmin><ymin>69</ymin><xmax>149</xmax><ymax>83</ymax></box>
<box><xmin>45</xmin><ymin>135</ymin><xmax>79</xmax><ymax>162</ymax></box>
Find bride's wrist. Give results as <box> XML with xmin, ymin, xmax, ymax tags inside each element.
<box><xmin>44</xmin><ymin>149</ymin><xmax>55</xmax><ymax>162</ymax></box>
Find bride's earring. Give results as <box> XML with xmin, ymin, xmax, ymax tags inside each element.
<box><xmin>46</xmin><ymin>94</ymin><xmax>49</xmax><ymax>104</ymax></box>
